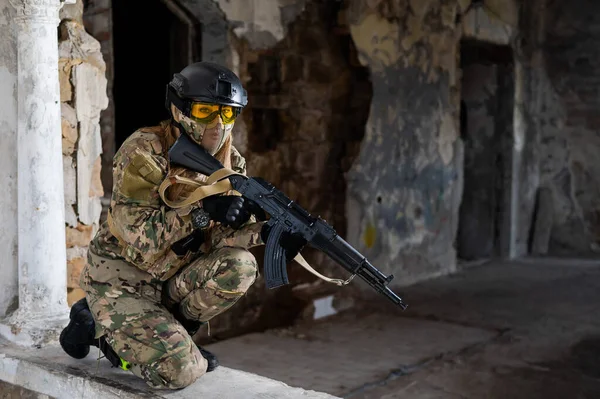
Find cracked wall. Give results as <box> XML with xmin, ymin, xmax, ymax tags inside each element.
<box><xmin>199</xmin><ymin>1</ymin><xmax>374</xmax><ymax>339</ymax></box>
<box><xmin>345</xmin><ymin>0</ymin><xmax>467</xmax><ymax>285</ymax></box>
<box><xmin>59</xmin><ymin>1</ymin><xmax>109</xmax><ymax>305</ymax></box>
<box><xmin>0</xmin><ymin>1</ymin><xmax>107</xmax><ymax>313</ymax></box>
<box><xmin>344</xmin><ymin>0</ymin><xmax>529</xmax><ymax>288</ymax></box>
<box><xmin>458</xmin><ymin>44</ymin><xmax>514</xmax><ymax>261</ymax></box>
<box><xmin>0</xmin><ymin>2</ymin><xmax>19</xmax><ymax>317</ymax></box>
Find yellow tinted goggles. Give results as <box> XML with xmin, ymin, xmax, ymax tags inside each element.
<box><xmin>190</xmin><ymin>102</ymin><xmax>240</xmax><ymax>125</ymax></box>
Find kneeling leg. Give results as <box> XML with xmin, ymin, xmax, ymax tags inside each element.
<box><xmin>165</xmin><ymin>246</ymin><xmax>258</xmax><ymax>322</ymax></box>
<box><xmin>102</xmin><ymin>303</ymin><xmax>207</xmax><ymax>389</ymax></box>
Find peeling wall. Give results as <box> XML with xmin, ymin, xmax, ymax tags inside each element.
<box><xmin>215</xmin><ymin>0</ymin><xmax>307</xmax><ymax>50</ymax></box>
<box><xmin>197</xmin><ymin>1</ymin><xmax>374</xmax><ymax>339</ymax></box>
<box><xmin>458</xmin><ymin>63</ymin><xmax>500</xmax><ymax>259</ymax></box>
<box><xmin>0</xmin><ymin>2</ymin><xmax>18</xmax><ymax>317</ymax></box>
<box><xmin>458</xmin><ymin>57</ymin><xmax>514</xmax><ymax>260</ymax></box>
<box><xmin>346</xmin><ymin>1</ymin><xmax>466</xmax><ymax>286</ymax></box>
<box><xmin>59</xmin><ymin>0</ymin><xmax>600</xmax><ymax>336</ymax></box>
<box><xmin>462</xmin><ymin>0</ymin><xmax>517</xmax><ymax>45</ymax></box>
<box><xmin>341</xmin><ymin>0</ymin><xmax>537</xmax><ymax>289</ymax></box>
<box><xmin>59</xmin><ymin>2</ymin><xmax>109</xmax><ymax>305</ymax></box>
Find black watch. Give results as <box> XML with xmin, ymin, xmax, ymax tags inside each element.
<box><xmin>191</xmin><ymin>208</ymin><xmax>211</xmax><ymax>229</ymax></box>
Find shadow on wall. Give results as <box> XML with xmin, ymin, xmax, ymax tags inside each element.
<box><xmin>457</xmin><ymin>39</ymin><xmax>514</xmax><ymax>262</ymax></box>
<box><xmin>111</xmin><ymin>0</ymin><xmax>202</xmax><ymax>149</ymax></box>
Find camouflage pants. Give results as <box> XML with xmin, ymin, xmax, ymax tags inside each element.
<box><xmin>80</xmin><ymin>245</ymin><xmax>258</xmax><ymax>389</ymax></box>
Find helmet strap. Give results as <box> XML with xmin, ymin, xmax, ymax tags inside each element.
<box><xmin>165</xmin><ymin>84</ymin><xmax>191</xmax><ymax>117</ymax></box>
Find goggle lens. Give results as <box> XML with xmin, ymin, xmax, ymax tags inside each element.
<box><xmin>190</xmin><ymin>103</ymin><xmax>240</xmax><ymax>124</ymax></box>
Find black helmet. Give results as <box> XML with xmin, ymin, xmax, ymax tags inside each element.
<box><xmin>165</xmin><ymin>62</ymin><xmax>248</xmax><ymax>117</ymax></box>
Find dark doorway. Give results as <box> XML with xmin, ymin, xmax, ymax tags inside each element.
<box><xmin>112</xmin><ymin>0</ymin><xmax>202</xmax><ymax>149</ymax></box>
<box><xmin>457</xmin><ymin>40</ymin><xmax>514</xmax><ymax>261</ymax></box>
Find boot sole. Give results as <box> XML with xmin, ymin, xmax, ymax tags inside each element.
<box><xmin>60</xmin><ymin>297</ymin><xmax>94</xmax><ymax>359</ymax></box>
<box><xmin>60</xmin><ymin>325</ymin><xmax>90</xmax><ymax>359</ymax></box>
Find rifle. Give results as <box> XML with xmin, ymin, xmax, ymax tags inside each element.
<box><xmin>168</xmin><ymin>133</ymin><xmax>407</xmax><ymax>309</ymax></box>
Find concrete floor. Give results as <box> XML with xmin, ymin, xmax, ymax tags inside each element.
<box><xmin>204</xmin><ymin>258</ymin><xmax>600</xmax><ymax>398</ymax></box>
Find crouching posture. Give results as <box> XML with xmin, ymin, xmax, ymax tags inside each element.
<box><xmin>60</xmin><ymin>62</ymin><xmax>304</xmax><ymax>389</ymax></box>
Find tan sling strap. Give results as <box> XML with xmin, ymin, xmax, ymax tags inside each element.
<box><xmin>158</xmin><ymin>168</ymin><xmax>240</xmax><ymax>209</ymax></box>
<box><xmin>157</xmin><ymin>168</ymin><xmax>354</xmax><ymax>287</ymax></box>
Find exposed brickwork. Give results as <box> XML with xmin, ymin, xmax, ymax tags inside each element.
<box><xmin>196</xmin><ymin>1</ymin><xmax>373</xmax><ymax>340</ymax></box>
<box><xmin>60</xmin><ymin>2</ymin><xmax>108</xmax><ymax>305</ymax></box>
<box><xmin>539</xmin><ymin>0</ymin><xmax>600</xmax><ymax>254</ymax></box>
<box><xmin>69</xmin><ymin>0</ymin><xmax>600</xmax><ymax>342</ymax></box>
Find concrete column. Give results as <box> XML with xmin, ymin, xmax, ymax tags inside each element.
<box><xmin>0</xmin><ymin>0</ymin><xmax>75</xmax><ymax>347</ymax></box>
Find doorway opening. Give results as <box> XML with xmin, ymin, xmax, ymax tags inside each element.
<box><xmin>112</xmin><ymin>0</ymin><xmax>202</xmax><ymax>149</ymax></box>
<box><xmin>457</xmin><ymin>39</ymin><xmax>514</xmax><ymax>262</ymax></box>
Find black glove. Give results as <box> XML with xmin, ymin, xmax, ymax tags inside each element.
<box><xmin>261</xmin><ymin>224</ymin><xmax>307</xmax><ymax>261</ymax></box>
<box><xmin>172</xmin><ymin>230</ymin><xmax>205</xmax><ymax>256</ymax></box>
<box><xmin>203</xmin><ymin>195</ymin><xmax>252</xmax><ymax>229</ymax></box>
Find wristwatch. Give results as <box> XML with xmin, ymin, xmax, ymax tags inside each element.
<box><xmin>191</xmin><ymin>208</ymin><xmax>211</xmax><ymax>229</ymax></box>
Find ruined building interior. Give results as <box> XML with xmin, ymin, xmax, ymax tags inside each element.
<box><xmin>2</xmin><ymin>0</ymin><xmax>600</xmax><ymax>397</ymax></box>
<box><xmin>78</xmin><ymin>0</ymin><xmax>600</xmax><ymax>336</ymax></box>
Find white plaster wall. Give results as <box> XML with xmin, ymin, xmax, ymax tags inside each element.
<box><xmin>0</xmin><ymin>2</ymin><xmax>19</xmax><ymax>317</ymax></box>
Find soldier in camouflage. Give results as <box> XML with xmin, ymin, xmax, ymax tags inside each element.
<box><xmin>59</xmin><ymin>62</ymin><xmax>306</xmax><ymax>389</ymax></box>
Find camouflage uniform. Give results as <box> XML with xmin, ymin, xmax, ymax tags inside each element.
<box><xmin>80</xmin><ymin>125</ymin><xmax>263</xmax><ymax>389</ymax></box>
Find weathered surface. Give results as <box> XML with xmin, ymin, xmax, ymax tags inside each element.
<box><xmin>205</xmin><ymin>313</ymin><xmax>495</xmax><ymax>396</ymax></box>
<box><xmin>0</xmin><ymin>2</ymin><xmax>19</xmax><ymax>318</ymax></box>
<box><xmin>347</xmin><ymin>258</ymin><xmax>600</xmax><ymax>398</ymax></box>
<box><xmin>59</xmin><ymin>15</ymin><xmax>108</xmax><ymax>304</ymax></box>
<box><xmin>193</xmin><ymin>1</ymin><xmax>373</xmax><ymax>340</ymax></box>
<box><xmin>202</xmin><ymin>258</ymin><xmax>600</xmax><ymax>399</ymax></box>
<box><xmin>82</xmin><ymin>0</ymin><xmax>115</xmax><ymax>198</ymax></box>
<box><xmin>346</xmin><ymin>1</ymin><xmax>464</xmax><ymax>286</ymax></box>
<box><xmin>74</xmin><ymin>62</ymin><xmax>105</xmax><ymax>226</ymax></box>
<box><xmin>462</xmin><ymin>0</ymin><xmax>518</xmax><ymax>45</ymax></box>
<box><xmin>0</xmin><ymin>344</ymin><xmax>339</xmax><ymax>399</ymax></box>
<box><xmin>458</xmin><ymin>63</ymin><xmax>500</xmax><ymax>260</ymax></box>
<box><xmin>531</xmin><ymin>187</ymin><xmax>554</xmax><ymax>255</ymax></box>
<box><xmin>178</xmin><ymin>0</ymin><xmax>231</xmax><ymax>65</ymax></box>
<box><xmin>0</xmin><ymin>381</ymin><xmax>51</xmax><ymax>399</ymax></box>
<box><xmin>539</xmin><ymin>0</ymin><xmax>600</xmax><ymax>256</ymax></box>
<box><xmin>74</xmin><ymin>0</ymin><xmax>600</xmax><ymax>342</ymax></box>
<box><xmin>59</xmin><ymin>0</ymin><xmax>83</xmax><ymax>22</ymax></box>
<box><xmin>60</xmin><ymin>103</ymin><xmax>77</xmax><ymax>156</ymax></box>
<box><xmin>62</xmin><ymin>155</ymin><xmax>78</xmax><ymax>227</ymax></box>
<box><xmin>0</xmin><ymin>0</ymin><xmax>76</xmax><ymax>347</ymax></box>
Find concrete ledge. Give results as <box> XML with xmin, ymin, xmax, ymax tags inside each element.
<box><xmin>0</xmin><ymin>342</ymin><xmax>339</xmax><ymax>399</ymax></box>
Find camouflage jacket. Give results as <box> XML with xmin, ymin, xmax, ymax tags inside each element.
<box><xmin>89</xmin><ymin>126</ymin><xmax>262</xmax><ymax>281</ymax></box>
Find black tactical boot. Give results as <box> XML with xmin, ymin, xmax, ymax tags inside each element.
<box><xmin>171</xmin><ymin>307</ymin><xmax>219</xmax><ymax>372</ymax></box>
<box><xmin>59</xmin><ymin>297</ymin><xmax>96</xmax><ymax>359</ymax></box>
<box><xmin>199</xmin><ymin>347</ymin><xmax>219</xmax><ymax>372</ymax></box>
